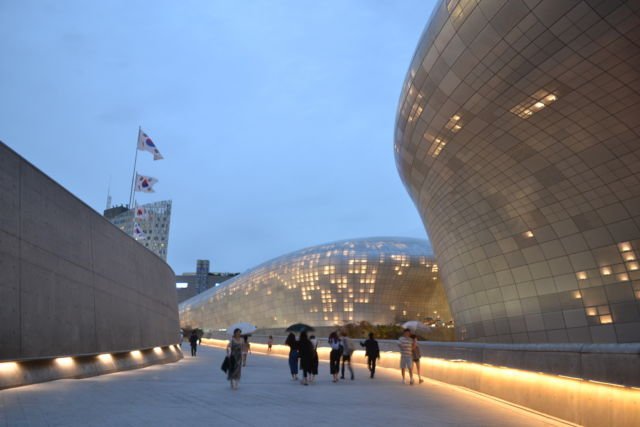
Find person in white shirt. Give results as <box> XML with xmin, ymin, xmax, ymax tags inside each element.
<box><xmin>328</xmin><ymin>331</ymin><xmax>342</xmax><ymax>383</ymax></box>
<box><xmin>398</xmin><ymin>329</ymin><xmax>415</xmax><ymax>384</ymax></box>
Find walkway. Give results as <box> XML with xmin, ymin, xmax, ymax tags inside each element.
<box><xmin>0</xmin><ymin>346</ymin><xmax>569</xmax><ymax>426</ymax></box>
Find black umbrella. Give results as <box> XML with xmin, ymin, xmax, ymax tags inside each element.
<box><xmin>286</xmin><ymin>323</ymin><xmax>315</xmax><ymax>333</ymax></box>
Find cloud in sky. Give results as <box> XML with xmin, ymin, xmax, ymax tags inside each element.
<box><xmin>0</xmin><ymin>0</ymin><xmax>437</xmax><ymax>274</ymax></box>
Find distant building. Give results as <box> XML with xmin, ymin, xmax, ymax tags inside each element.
<box><xmin>179</xmin><ymin>237</ymin><xmax>452</xmax><ymax>332</ymax></box>
<box><xmin>176</xmin><ymin>260</ymin><xmax>238</xmax><ymax>303</ymax></box>
<box><xmin>104</xmin><ymin>200</ymin><xmax>172</xmax><ymax>261</ymax></box>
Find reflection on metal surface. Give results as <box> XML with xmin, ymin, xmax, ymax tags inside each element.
<box><xmin>179</xmin><ymin>238</ymin><xmax>452</xmax><ymax>331</ymax></box>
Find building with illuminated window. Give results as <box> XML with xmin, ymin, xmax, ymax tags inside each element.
<box><xmin>395</xmin><ymin>0</ymin><xmax>640</xmax><ymax>343</ymax></box>
<box><xmin>179</xmin><ymin>237</ymin><xmax>452</xmax><ymax>332</ymax></box>
<box><xmin>104</xmin><ymin>200</ymin><xmax>172</xmax><ymax>261</ymax></box>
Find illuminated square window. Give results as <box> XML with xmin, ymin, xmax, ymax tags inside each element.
<box><xmin>599</xmin><ymin>315</ymin><xmax>613</xmax><ymax>324</ymax></box>
<box><xmin>618</xmin><ymin>242</ymin><xmax>632</xmax><ymax>252</ymax></box>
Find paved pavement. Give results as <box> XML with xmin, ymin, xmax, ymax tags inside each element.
<box><xmin>0</xmin><ymin>345</ymin><xmax>569</xmax><ymax>426</ymax></box>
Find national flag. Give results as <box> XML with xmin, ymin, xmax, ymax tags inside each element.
<box><xmin>134</xmin><ymin>204</ymin><xmax>148</xmax><ymax>220</ymax></box>
<box><xmin>133</xmin><ymin>222</ymin><xmax>146</xmax><ymax>240</ymax></box>
<box><xmin>134</xmin><ymin>174</ymin><xmax>158</xmax><ymax>193</ymax></box>
<box><xmin>137</xmin><ymin>128</ymin><xmax>164</xmax><ymax>160</ymax></box>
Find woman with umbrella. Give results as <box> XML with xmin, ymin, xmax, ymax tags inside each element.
<box><xmin>298</xmin><ymin>331</ymin><xmax>314</xmax><ymax>385</ymax></box>
<box><xmin>226</xmin><ymin>328</ymin><xmax>243</xmax><ymax>389</ymax></box>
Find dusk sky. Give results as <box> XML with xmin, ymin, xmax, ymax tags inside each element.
<box><xmin>0</xmin><ymin>0</ymin><xmax>437</xmax><ymax>275</ymax></box>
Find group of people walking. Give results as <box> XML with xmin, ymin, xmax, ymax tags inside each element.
<box><xmin>285</xmin><ymin>332</ymin><xmax>319</xmax><ymax>385</ymax></box>
<box><xmin>292</xmin><ymin>330</ymin><xmax>382</xmax><ymax>383</ymax></box>
<box><xmin>223</xmin><ymin>327</ymin><xmax>425</xmax><ymax>390</ymax></box>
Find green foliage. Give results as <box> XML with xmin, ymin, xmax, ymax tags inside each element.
<box><xmin>335</xmin><ymin>321</ymin><xmax>455</xmax><ymax>341</ymax></box>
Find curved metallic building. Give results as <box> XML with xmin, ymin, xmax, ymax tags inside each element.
<box><xmin>395</xmin><ymin>1</ymin><xmax>640</xmax><ymax>343</ymax></box>
<box><xmin>179</xmin><ymin>237</ymin><xmax>451</xmax><ymax>331</ymax></box>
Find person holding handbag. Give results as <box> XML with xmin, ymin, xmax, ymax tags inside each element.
<box><xmin>226</xmin><ymin>328</ymin><xmax>243</xmax><ymax>390</ymax></box>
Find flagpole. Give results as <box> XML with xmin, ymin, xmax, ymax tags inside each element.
<box><xmin>128</xmin><ymin>126</ymin><xmax>140</xmax><ymax>209</ymax></box>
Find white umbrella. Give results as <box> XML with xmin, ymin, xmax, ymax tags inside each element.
<box><xmin>402</xmin><ymin>320</ymin><xmax>432</xmax><ymax>334</ymax></box>
<box><xmin>227</xmin><ymin>322</ymin><xmax>257</xmax><ymax>336</ymax></box>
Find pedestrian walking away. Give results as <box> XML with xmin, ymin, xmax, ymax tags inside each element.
<box><xmin>398</xmin><ymin>328</ymin><xmax>415</xmax><ymax>384</ymax></box>
<box><xmin>226</xmin><ymin>328</ymin><xmax>243</xmax><ymax>390</ymax></box>
<box><xmin>340</xmin><ymin>331</ymin><xmax>354</xmax><ymax>380</ymax></box>
<box><xmin>285</xmin><ymin>332</ymin><xmax>299</xmax><ymax>380</ymax></box>
<box><xmin>360</xmin><ymin>332</ymin><xmax>380</xmax><ymax>378</ymax></box>
<box><xmin>267</xmin><ymin>335</ymin><xmax>273</xmax><ymax>352</ymax></box>
<box><xmin>411</xmin><ymin>334</ymin><xmax>424</xmax><ymax>384</ymax></box>
<box><xmin>241</xmin><ymin>335</ymin><xmax>251</xmax><ymax>367</ymax></box>
<box><xmin>298</xmin><ymin>331</ymin><xmax>314</xmax><ymax>385</ymax></box>
<box><xmin>309</xmin><ymin>334</ymin><xmax>319</xmax><ymax>382</ymax></box>
<box><xmin>328</xmin><ymin>331</ymin><xmax>342</xmax><ymax>383</ymax></box>
<box><xmin>189</xmin><ymin>330</ymin><xmax>199</xmax><ymax>357</ymax></box>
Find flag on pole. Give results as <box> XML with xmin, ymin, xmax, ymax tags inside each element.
<box><xmin>133</xmin><ymin>222</ymin><xmax>146</xmax><ymax>240</ymax></box>
<box><xmin>135</xmin><ymin>174</ymin><xmax>158</xmax><ymax>193</ymax></box>
<box><xmin>134</xmin><ymin>204</ymin><xmax>148</xmax><ymax>220</ymax></box>
<box><xmin>137</xmin><ymin>129</ymin><xmax>164</xmax><ymax>160</ymax></box>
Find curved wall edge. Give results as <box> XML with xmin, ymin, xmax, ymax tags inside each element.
<box><xmin>0</xmin><ymin>345</ymin><xmax>183</xmax><ymax>390</ymax></box>
<box><xmin>0</xmin><ymin>141</ymin><xmax>180</xmax><ymax>361</ymax></box>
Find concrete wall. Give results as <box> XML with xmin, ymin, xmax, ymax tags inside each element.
<box><xmin>0</xmin><ymin>141</ymin><xmax>180</xmax><ymax>361</ymax></box>
<box><xmin>0</xmin><ymin>345</ymin><xmax>183</xmax><ymax>390</ymax></box>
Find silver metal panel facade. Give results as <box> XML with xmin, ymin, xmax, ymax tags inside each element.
<box><xmin>395</xmin><ymin>0</ymin><xmax>640</xmax><ymax>343</ymax></box>
<box><xmin>179</xmin><ymin>238</ymin><xmax>451</xmax><ymax>331</ymax></box>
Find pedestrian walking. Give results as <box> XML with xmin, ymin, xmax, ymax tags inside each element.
<box><xmin>298</xmin><ymin>331</ymin><xmax>314</xmax><ymax>385</ymax></box>
<box><xmin>285</xmin><ymin>332</ymin><xmax>299</xmax><ymax>380</ymax></box>
<box><xmin>226</xmin><ymin>328</ymin><xmax>243</xmax><ymax>389</ymax></box>
<box><xmin>398</xmin><ymin>328</ymin><xmax>415</xmax><ymax>384</ymax></box>
<box><xmin>360</xmin><ymin>332</ymin><xmax>380</xmax><ymax>378</ymax></box>
<box><xmin>309</xmin><ymin>335</ymin><xmax>319</xmax><ymax>382</ymax></box>
<box><xmin>189</xmin><ymin>330</ymin><xmax>199</xmax><ymax>357</ymax></box>
<box><xmin>242</xmin><ymin>336</ymin><xmax>251</xmax><ymax>367</ymax></box>
<box><xmin>267</xmin><ymin>335</ymin><xmax>273</xmax><ymax>352</ymax></box>
<box><xmin>328</xmin><ymin>331</ymin><xmax>342</xmax><ymax>383</ymax></box>
<box><xmin>340</xmin><ymin>331</ymin><xmax>354</xmax><ymax>380</ymax></box>
<box><xmin>411</xmin><ymin>334</ymin><xmax>424</xmax><ymax>384</ymax></box>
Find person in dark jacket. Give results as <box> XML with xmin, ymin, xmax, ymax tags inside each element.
<box><xmin>298</xmin><ymin>331</ymin><xmax>314</xmax><ymax>385</ymax></box>
<box><xmin>189</xmin><ymin>330</ymin><xmax>199</xmax><ymax>357</ymax></box>
<box><xmin>309</xmin><ymin>335</ymin><xmax>319</xmax><ymax>382</ymax></box>
<box><xmin>360</xmin><ymin>332</ymin><xmax>380</xmax><ymax>378</ymax></box>
<box><xmin>285</xmin><ymin>333</ymin><xmax>299</xmax><ymax>380</ymax></box>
